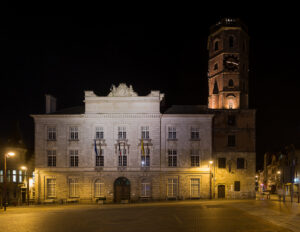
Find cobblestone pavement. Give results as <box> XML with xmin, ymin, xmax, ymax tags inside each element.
<box><xmin>0</xmin><ymin>200</ymin><xmax>296</xmax><ymax>232</ymax></box>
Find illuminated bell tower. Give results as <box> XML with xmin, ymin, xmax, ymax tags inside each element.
<box><xmin>207</xmin><ymin>18</ymin><xmax>249</xmax><ymax>109</ymax></box>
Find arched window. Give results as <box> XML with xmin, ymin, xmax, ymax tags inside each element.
<box><xmin>94</xmin><ymin>179</ymin><xmax>104</xmax><ymax>197</ymax></box>
<box><xmin>214</xmin><ymin>41</ymin><xmax>219</xmax><ymax>51</ymax></box>
<box><xmin>228</xmin><ymin>79</ymin><xmax>234</xmax><ymax>87</ymax></box>
<box><xmin>229</xmin><ymin>36</ymin><xmax>234</xmax><ymax>48</ymax></box>
<box><xmin>214</xmin><ymin>63</ymin><xmax>218</xmax><ymax>70</ymax></box>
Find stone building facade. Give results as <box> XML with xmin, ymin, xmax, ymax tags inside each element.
<box><xmin>31</xmin><ymin>18</ymin><xmax>256</xmax><ymax>203</ymax></box>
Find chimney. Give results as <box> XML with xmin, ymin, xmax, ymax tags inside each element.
<box><xmin>45</xmin><ymin>94</ymin><xmax>57</xmax><ymax>114</ymax></box>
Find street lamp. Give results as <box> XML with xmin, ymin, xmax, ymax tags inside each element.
<box><xmin>21</xmin><ymin>166</ymin><xmax>29</xmax><ymax>206</ymax></box>
<box><xmin>209</xmin><ymin>160</ymin><xmax>214</xmax><ymax>199</ymax></box>
<box><xmin>3</xmin><ymin>152</ymin><xmax>15</xmax><ymax>211</ymax></box>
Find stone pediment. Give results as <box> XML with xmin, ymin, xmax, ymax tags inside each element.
<box><xmin>108</xmin><ymin>83</ymin><xmax>138</xmax><ymax>97</ymax></box>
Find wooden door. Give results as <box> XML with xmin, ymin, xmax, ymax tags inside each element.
<box><xmin>114</xmin><ymin>177</ymin><xmax>130</xmax><ymax>203</ymax></box>
<box><xmin>218</xmin><ymin>185</ymin><xmax>225</xmax><ymax>198</ymax></box>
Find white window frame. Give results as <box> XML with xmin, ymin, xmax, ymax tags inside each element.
<box><xmin>190</xmin><ymin>178</ymin><xmax>200</xmax><ymax>198</ymax></box>
<box><xmin>19</xmin><ymin>170</ymin><xmax>22</xmax><ymax>183</ymax></box>
<box><xmin>96</xmin><ymin>149</ymin><xmax>104</xmax><ymax>167</ymax></box>
<box><xmin>191</xmin><ymin>149</ymin><xmax>200</xmax><ymax>167</ymax></box>
<box><xmin>118</xmin><ymin>126</ymin><xmax>126</xmax><ymax>139</ymax></box>
<box><xmin>47</xmin><ymin>178</ymin><xmax>56</xmax><ymax>198</ymax></box>
<box><xmin>168</xmin><ymin>149</ymin><xmax>177</xmax><ymax>167</ymax></box>
<box><xmin>69</xmin><ymin>127</ymin><xmax>79</xmax><ymax>140</ymax></box>
<box><xmin>141</xmin><ymin>126</ymin><xmax>150</xmax><ymax>139</ymax></box>
<box><xmin>69</xmin><ymin>178</ymin><xmax>79</xmax><ymax>198</ymax></box>
<box><xmin>12</xmin><ymin>170</ymin><xmax>17</xmax><ymax>183</ymax></box>
<box><xmin>94</xmin><ymin>180</ymin><xmax>104</xmax><ymax>197</ymax></box>
<box><xmin>141</xmin><ymin>182</ymin><xmax>151</xmax><ymax>197</ymax></box>
<box><xmin>167</xmin><ymin>178</ymin><xmax>178</xmax><ymax>197</ymax></box>
<box><xmin>47</xmin><ymin>150</ymin><xmax>56</xmax><ymax>167</ymax></box>
<box><xmin>0</xmin><ymin>170</ymin><xmax>3</xmax><ymax>183</ymax></box>
<box><xmin>70</xmin><ymin>150</ymin><xmax>79</xmax><ymax>167</ymax></box>
<box><xmin>95</xmin><ymin>127</ymin><xmax>104</xmax><ymax>139</ymax></box>
<box><xmin>191</xmin><ymin>127</ymin><xmax>200</xmax><ymax>140</ymax></box>
<box><xmin>47</xmin><ymin>126</ymin><xmax>56</xmax><ymax>141</ymax></box>
<box><xmin>168</xmin><ymin>127</ymin><xmax>176</xmax><ymax>140</ymax></box>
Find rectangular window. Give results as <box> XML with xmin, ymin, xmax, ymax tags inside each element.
<box><xmin>69</xmin><ymin>127</ymin><xmax>79</xmax><ymax>140</ymax></box>
<box><xmin>118</xmin><ymin>126</ymin><xmax>126</xmax><ymax>139</ymax></box>
<box><xmin>228</xmin><ymin>135</ymin><xmax>236</xmax><ymax>147</ymax></box>
<box><xmin>191</xmin><ymin>127</ymin><xmax>200</xmax><ymax>140</ymax></box>
<box><xmin>47</xmin><ymin>179</ymin><xmax>56</xmax><ymax>198</ymax></box>
<box><xmin>0</xmin><ymin>170</ymin><xmax>3</xmax><ymax>183</ymax></box>
<box><xmin>47</xmin><ymin>150</ymin><xmax>56</xmax><ymax>167</ymax></box>
<box><xmin>218</xmin><ymin>158</ymin><xmax>226</xmax><ymax>168</ymax></box>
<box><xmin>12</xmin><ymin>170</ymin><xmax>17</xmax><ymax>183</ymax></box>
<box><xmin>168</xmin><ymin>149</ymin><xmax>177</xmax><ymax>167</ymax></box>
<box><xmin>96</xmin><ymin>149</ymin><xmax>104</xmax><ymax>167</ymax></box>
<box><xmin>190</xmin><ymin>178</ymin><xmax>200</xmax><ymax>198</ymax></box>
<box><xmin>141</xmin><ymin>183</ymin><xmax>151</xmax><ymax>197</ymax></box>
<box><xmin>141</xmin><ymin>148</ymin><xmax>150</xmax><ymax>167</ymax></box>
<box><xmin>69</xmin><ymin>179</ymin><xmax>79</xmax><ymax>198</ymax></box>
<box><xmin>94</xmin><ymin>181</ymin><xmax>104</xmax><ymax>197</ymax></box>
<box><xmin>118</xmin><ymin>149</ymin><xmax>127</xmax><ymax>166</ymax></box>
<box><xmin>228</xmin><ymin>115</ymin><xmax>236</xmax><ymax>126</ymax></box>
<box><xmin>47</xmin><ymin>127</ymin><xmax>56</xmax><ymax>140</ymax></box>
<box><xmin>237</xmin><ymin>158</ymin><xmax>245</xmax><ymax>169</ymax></box>
<box><xmin>70</xmin><ymin>150</ymin><xmax>79</xmax><ymax>167</ymax></box>
<box><xmin>234</xmin><ymin>181</ymin><xmax>240</xmax><ymax>191</ymax></box>
<box><xmin>141</xmin><ymin>126</ymin><xmax>150</xmax><ymax>139</ymax></box>
<box><xmin>19</xmin><ymin>170</ymin><xmax>22</xmax><ymax>183</ymax></box>
<box><xmin>191</xmin><ymin>149</ymin><xmax>200</xmax><ymax>167</ymax></box>
<box><xmin>167</xmin><ymin>178</ymin><xmax>178</xmax><ymax>197</ymax></box>
<box><xmin>95</xmin><ymin>127</ymin><xmax>104</xmax><ymax>139</ymax></box>
<box><xmin>168</xmin><ymin>127</ymin><xmax>176</xmax><ymax>140</ymax></box>
<box><xmin>7</xmin><ymin>170</ymin><xmax>10</xmax><ymax>182</ymax></box>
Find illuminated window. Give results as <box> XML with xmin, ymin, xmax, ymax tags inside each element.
<box><xmin>12</xmin><ymin>170</ymin><xmax>17</xmax><ymax>182</ymax></box>
<box><xmin>47</xmin><ymin>178</ymin><xmax>56</xmax><ymax>198</ymax></box>
<box><xmin>168</xmin><ymin>149</ymin><xmax>177</xmax><ymax>167</ymax></box>
<box><xmin>94</xmin><ymin>180</ymin><xmax>104</xmax><ymax>197</ymax></box>
<box><xmin>168</xmin><ymin>127</ymin><xmax>176</xmax><ymax>140</ymax></box>
<box><xmin>167</xmin><ymin>178</ymin><xmax>178</xmax><ymax>197</ymax></box>
<box><xmin>96</xmin><ymin>149</ymin><xmax>104</xmax><ymax>167</ymax></box>
<box><xmin>191</xmin><ymin>127</ymin><xmax>200</xmax><ymax>140</ymax></box>
<box><xmin>47</xmin><ymin>150</ymin><xmax>56</xmax><ymax>167</ymax></box>
<box><xmin>69</xmin><ymin>179</ymin><xmax>79</xmax><ymax>198</ymax></box>
<box><xmin>228</xmin><ymin>135</ymin><xmax>236</xmax><ymax>147</ymax></box>
<box><xmin>191</xmin><ymin>149</ymin><xmax>200</xmax><ymax>167</ymax></box>
<box><xmin>237</xmin><ymin>158</ymin><xmax>245</xmax><ymax>169</ymax></box>
<box><xmin>214</xmin><ymin>41</ymin><xmax>219</xmax><ymax>51</ymax></box>
<box><xmin>229</xmin><ymin>36</ymin><xmax>234</xmax><ymax>48</ymax></box>
<box><xmin>141</xmin><ymin>182</ymin><xmax>151</xmax><ymax>197</ymax></box>
<box><xmin>70</xmin><ymin>150</ymin><xmax>79</xmax><ymax>167</ymax></box>
<box><xmin>234</xmin><ymin>181</ymin><xmax>240</xmax><ymax>191</ymax></box>
<box><xmin>118</xmin><ymin>126</ymin><xmax>126</xmax><ymax>139</ymax></box>
<box><xmin>47</xmin><ymin>127</ymin><xmax>56</xmax><ymax>140</ymax></box>
<box><xmin>141</xmin><ymin>126</ymin><xmax>149</xmax><ymax>139</ymax></box>
<box><xmin>218</xmin><ymin>158</ymin><xmax>226</xmax><ymax>168</ymax></box>
<box><xmin>141</xmin><ymin>147</ymin><xmax>150</xmax><ymax>167</ymax></box>
<box><xmin>19</xmin><ymin>170</ymin><xmax>23</xmax><ymax>182</ymax></box>
<box><xmin>69</xmin><ymin>127</ymin><xmax>79</xmax><ymax>140</ymax></box>
<box><xmin>95</xmin><ymin>127</ymin><xmax>104</xmax><ymax>139</ymax></box>
<box><xmin>0</xmin><ymin>170</ymin><xmax>3</xmax><ymax>183</ymax></box>
<box><xmin>190</xmin><ymin>178</ymin><xmax>200</xmax><ymax>198</ymax></box>
<box><xmin>228</xmin><ymin>101</ymin><xmax>233</xmax><ymax>109</ymax></box>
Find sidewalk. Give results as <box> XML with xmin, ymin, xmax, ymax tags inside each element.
<box><xmin>256</xmin><ymin>192</ymin><xmax>300</xmax><ymax>203</ymax></box>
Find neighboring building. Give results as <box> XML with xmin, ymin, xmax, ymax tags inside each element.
<box><xmin>0</xmin><ymin>123</ymin><xmax>32</xmax><ymax>206</ymax></box>
<box><xmin>207</xmin><ymin>18</ymin><xmax>256</xmax><ymax>198</ymax></box>
<box><xmin>31</xmin><ymin>18</ymin><xmax>256</xmax><ymax>203</ymax></box>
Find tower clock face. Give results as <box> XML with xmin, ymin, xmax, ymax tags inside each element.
<box><xmin>224</xmin><ymin>55</ymin><xmax>239</xmax><ymax>71</ymax></box>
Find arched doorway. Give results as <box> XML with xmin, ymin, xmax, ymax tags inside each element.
<box><xmin>114</xmin><ymin>177</ymin><xmax>130</xmax><ymax>203</ymax></box>
<box><xmin>218</xmin><ymin>185</ymin><xmax>225</xmax><ymax>198</ymax></box>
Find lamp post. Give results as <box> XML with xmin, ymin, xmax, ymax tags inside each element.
<box><xmin>209</xmin><ymin>160</ymin><xmax>214</xmax><ymax>199</ymax></box>
<box><xmin>3</xmin><ymin>152</ymin><xmax>15</xmax><ymax>211</ymax></box>
<box><xmin>21</xmin><ymin>166</ymin><xmax>29</xmax><ymax>206</ymax></box>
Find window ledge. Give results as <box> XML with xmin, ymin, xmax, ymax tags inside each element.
<box><xmin>69</xmin><ymin>139</ymin><xmax>80</xmax><ymax>142</ymax></box>
<box><xmin>190</xmin><ymin>138</ymin><xmax>200</xmax><ymax>141</ymax></box>
<box><xmin>167</xmin><ymin>138</ymin><xmax>178</xmax><ymax>141</ymax></box>
<box><xmin>47</xmin><ymin>139</ymin><xmax>57</xmax><ymax>142</ymax></box>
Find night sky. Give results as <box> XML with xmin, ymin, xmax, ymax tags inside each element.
<box><xmin>1</xmin><ymin>11</ymin><xmax>299</xmax><ymax>170</ymax></box>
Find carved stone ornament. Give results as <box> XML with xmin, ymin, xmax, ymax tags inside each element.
<box><xmin>108</xmin><ymin>83</ymin><xmax>138</xmax><ymax>97</ymax></box>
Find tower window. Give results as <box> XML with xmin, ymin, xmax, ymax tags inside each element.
<box><xmin>214</xmin><ymin>41</ymin><xmax>219</xmax><ymax>51</ymax></box>
<box><xmin>214</xmin><ymin>63</ymin><xmax>218</xmax><ymax>70</ymax></box>
<box><xmin>228</xmin><ymin>115</ymin><xmax>236</xmax><ymax>126</ymax></box>
<box><xmin>229</xmin><ymin>36</ymin><xmax>234</xmax><ymax>48</ymax></box>
<box><xmin>228</xmin><ymin>135</ymin><xmax>236</xmax><ymax>147</ymax></box>
<box><xmin>228</xmin><ymin>79</ymin><xmax>234</xmax><ymax>87</ymax></box>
